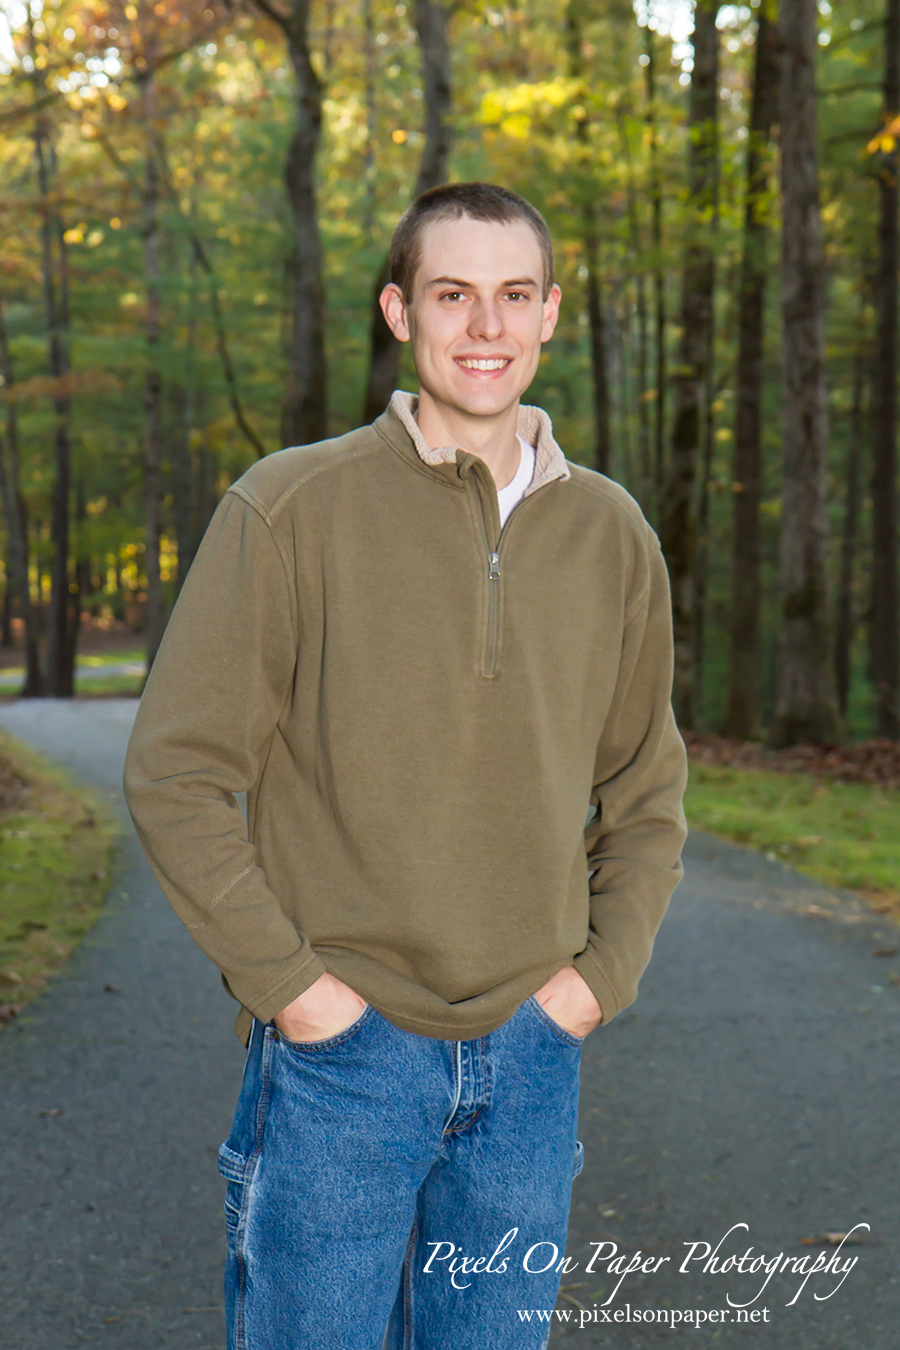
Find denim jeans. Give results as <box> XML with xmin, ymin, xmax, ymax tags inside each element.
<box><xmin>218</xmin><ymin>996</ymin><xmax>585</xmax><ymax>1349</ymax></box>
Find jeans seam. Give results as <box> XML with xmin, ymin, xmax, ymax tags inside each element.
<box><xmin>273</xmin><ymin>1001</ymin><xmax>374</xmax><ymax>1052</ymax></box>
<box><xmin>402</xmin><ymin>1218</ymin><xmax>417</xmax><ymax>1350</ymax></box>
<box><xmin>525</xmin><ymin>994</ymin><xmax>585</xmax><ymax>1048</ymax></box>
<box><xmin>234</xmin><ymin>1024</ymin><xmax>275</xmax><ymax>1350</ymax></box>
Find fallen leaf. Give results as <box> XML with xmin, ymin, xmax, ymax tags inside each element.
<box><xmin>800</xmin><ymin>1230</ymin><xmax>871</xmax><ymax>1247</ymax></box>
<box><xmin>873</xmin><ymin>949</ymin><xmax>898</xmax><ymax>958</ymax></box>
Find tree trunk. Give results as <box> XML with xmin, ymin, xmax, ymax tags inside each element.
<box><xmin>258</xmin><ymin>0</ymin><xmax>329</xmax><ymax>446</ymax></box>
<box><xmin>723</xmin><ymin>3</ymin><xmax>778</xmax><ymax>738</ymax></box>
<box><xmin>614</xmin><ymin>99</ymin><xmax>651</xmax><ymax>496</ymax></box>
<box><xmin>139</xmin><ymin>68</ymin><xmax>166</xmax><ymax>676</ymax></box>
<box><xmin>566</xmin><ymin>1</ymin><xmax>610</xmax><ymax>475</ymax></box>
<box><xmin>34</xmin><ymin>126</ymin><xmax>74</xmax><ymax>697</ymax></box>
<box><xmin>0</xmin><ymin>298</ymin><xmax>43</xmax><ymax>695</ymax></box>
<box><xmin>692</xmin><ymin>363</ymin><xmax>717</xmax><ymax>726</ymax></box>
<box><xmin>644</xmin><ymin>24</ymin><xmax>667</xmax><ymax>511</ymax></box>
<box><xmin>870</xmin><ymin>0</ymin><xmax>900</xmax><ymax>737</ymax></box>
<box><xmin>658</xmin><ymin>0</ymin><xmax>720</xmax><ymax>728</ymax></box>
<box><xmin>770</xmin><ymin>0</ymin><xmax>839</xmax><ymax>746</ymax></box>
<box><xmin>362</xmin><ymin>0</ymin><xmax>453</xmax><ymax>423</ymax></box>
<box><xmin>835</xmin><ymin>334</ymin><xmax>866</xmax><ymax>717</ymax></box>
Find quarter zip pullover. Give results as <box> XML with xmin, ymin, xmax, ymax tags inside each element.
<box><xmin>123</xmin><ymin>394</ymin><xmax>688</xmax><ymax>1045</ymax></box>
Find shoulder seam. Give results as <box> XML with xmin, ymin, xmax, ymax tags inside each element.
<box><xmin>225</xmin><ymin>485</ymin><xmax>300</xmax><ymax>642</ymax></box>
<box><xmin>231</xmin><ymin>436</ymin><xmax>385</xmax><ymax>526</ymax></box>
<box><xmin>563</xmin><ymin>465</ymin><xmax>648</xmax><ymax>533</ymax></box>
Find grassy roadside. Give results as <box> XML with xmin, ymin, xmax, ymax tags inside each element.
<box><xmin>0</xmin><ymin>646</ymin><xmax>145</xmax><ymax>700</ymax></box>
<box><xmin>0</xmin><ymin>727</ymin><xmax>120</xmax><ymax>1028</ymax></box>
<box><xmin>685</xmin><ymin>759</ymin><xmax>900</xmax><ymax>920</ymax></box>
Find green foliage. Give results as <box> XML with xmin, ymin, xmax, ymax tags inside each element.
<box><xmin>0</xmin><ymin>0</ymin><xmax>890</xmax><ymax>734</ymax></box>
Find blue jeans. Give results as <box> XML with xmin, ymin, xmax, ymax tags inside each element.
<box><xmin>218</xmin><ymin>997</ymin><xmax>585</xmax><ymax>1349</ymax></box>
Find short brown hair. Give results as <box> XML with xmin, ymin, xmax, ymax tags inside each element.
<box><xmin>389</xmin><ymin>182</ymin><xmax>555</xmax><ymax>303</ymax></box>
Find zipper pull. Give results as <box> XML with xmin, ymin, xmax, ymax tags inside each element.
<box><xmin>488</xmin><ymin>551</ymin><xmax>501</xmax><ymax>578</ymax></box>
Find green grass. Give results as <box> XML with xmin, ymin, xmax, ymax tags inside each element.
<box><xmin>73</xmin><ymin>673</ymin><xmax>144</xmax><ymax>696</ymax></box>
<box><xmin>685</xmin><ymin>761</ymin><xmax>900</xmax><ymax>916</ymax></box>
<box><xmin>0</xmin><ymin>728</ymin><xmax>121</xmax><ymax>1026</ymax></box>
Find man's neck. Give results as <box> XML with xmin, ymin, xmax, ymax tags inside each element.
<box><xmin>414</xmin><ymin>388</ymin><xmax>522</xmax><ymax>491</ymax></box>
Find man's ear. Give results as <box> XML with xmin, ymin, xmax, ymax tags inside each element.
<box><xmin>540</xmin><ymin>284</ymin><xmax>562</xmax><ymax>344</ymax></box>
<box><xmin>379</xmin><ymin>283</ymin><xmax>411</xmax><ymax>342</ymax></box>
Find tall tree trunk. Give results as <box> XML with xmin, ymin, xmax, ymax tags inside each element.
<box><xmin>692</xmin><ymin>364</ymin><xmax>717</xmax><ymax>726</ymax></box>
<box><xmin>65</xmin><ymin>477</ymin><xmax>87</xmax><ymax>683</ymax></box>
<box><xmin>723</xmin><ymin>3</ymin><xmax>778</xmax><ymax>738</ymax></box>
<box><xmin>34</xmin><ymin>127</ymin><xmax>74</xmax><ymax>697</ymax></box>
<box><xmin>254</xmin><ymin>0</ymin><xmax>328</xmax><ymax>446</ymax></box>
<box><xmin>771</xmin><ymin>0</ymin><xmax>839</xmax><ymax>746</ymax></box>
<box><xmin>870</xmin><ymin>0</ymin><xmax>900</xmax><ymax>737</ymax></box>
<box><xmin>139</xmin><ymin>68</ymin><xmax>166</xmax><ymax>676</ymax></box>
<box><xmin>614</xmin><ymin>99</ymin><xmax>651</xmax><ymax>496</ymax></box>
<box><xmin>362</xmin><ymin>0</ymin><xmax>453</xmax><ymax>423</ymax></box>
<box><xmin>835</xmin><ymin>333</ymin><xmax>866</xmax><ymax>717</ymax></box>
<box><xmin>658</xmin><ymin>0</ymin><xmax>720</xmax><ymax>728</ymax></box>
<box><xmin>0</xmin><ymin>300</ymin><xmax>42</xmax><ymax>695</ymax></box>
<box><xmin>567</xmin><ymin>0</ymin><xmax>610</xmax><ymax>475</ymax></box>
<box><xmin>644</xmin><ymin>24</ymin><xmax>667</xmax><ymax>511</ymax></box>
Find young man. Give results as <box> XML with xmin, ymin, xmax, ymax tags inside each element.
<box><xmin>123</xmin><ymin>182</ymin><xmax>687</xmax><ymax>1349</ymax></box>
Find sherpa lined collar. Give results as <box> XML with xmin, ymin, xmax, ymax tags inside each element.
<box><xmin>389</xmin><ymin>390</ymin><xmax>571</xmax><ymax>498</ymax></box>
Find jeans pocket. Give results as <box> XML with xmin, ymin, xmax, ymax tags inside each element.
<box><xmin>218</xmin><ymin>1142</ymin><xmax>249</xmax><ymax>1239</ymax></box>
<box><xmin>525</xmin><ymin>994</ymin><xmax>586</xmax><ymax>1048</ymax></box>
<box><xmin>272</xmin><ymin>1001</ymin><xmax>374</xmax><ymax>1053</ymax></box>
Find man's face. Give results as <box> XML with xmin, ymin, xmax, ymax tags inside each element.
<box><xmin>382</xmin><ymin>214</ymin><xmax>561</xmax><ymax>423</ymax></box>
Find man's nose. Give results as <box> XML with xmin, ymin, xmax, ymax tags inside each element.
<box><xmin>467</xmin><ymin>298</ymin><xmax>504</xmax><ymax>342</ymax></box>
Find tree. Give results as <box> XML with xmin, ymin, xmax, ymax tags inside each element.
<box><xmin>566</xmin><ymin>0</ymin><xmax>610</xmax><ymax>475</ymax></box>
<box><xmin>658</xmin><ymin>0</ymin><xmax>720</xmax><ymax>727</ymax></box>
<box><xmin>26</xmin><ymin>6</ymin><xmax>76</xmax><ymax>696</ymax></box>
<box><xmin>835</xmin><ymin>314</ymin><xmax>867</xmax><ymax>718</ymax></box>
<box><xmin>723</xmin><ymin>1</ymin><xmax>778</xmax><ymax>738</ymax></box>
<box><xmin>770</xmin><ymin>0</ymin><xmax>838</xmax><ymax>747</ymax></box>
<box><xmin>0</xmin><ymin>299</ymin><xmax>43</xmax><ymax>695</ymax></box>
<box><xmin>361</xmin><ymin>0</ymin><xmax>454</xmax><ymax>423</ymax></box>
<box><xmin>253</xmin><ymin>0</ymin><xmax>329</xmax><ymax>445</ymax></box>
<box><xmin>869</xmin><ymin>0</ymin><xmax>900</xmax><ymax>738</ymax></box>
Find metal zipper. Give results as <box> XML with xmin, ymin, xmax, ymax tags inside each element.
<box><xmin>471</xmin><ymin>461</ymin><xmax>560</xmax><ymax>678</ymax></box>
<box><xmin>471</xmin><ymin>475</ymin><xmax>501</xmax><ymax>678</ymax></box>
<box><xmin>443</xmin><ymin>1040</ymin><xmax>463</xmax><ymax>1134</ymax></box>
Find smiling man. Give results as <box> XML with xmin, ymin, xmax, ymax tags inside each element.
<box><xmin>123</xmin><ymin>182</ymin><xmax>688</xmax><ymax>1350</ymax></box>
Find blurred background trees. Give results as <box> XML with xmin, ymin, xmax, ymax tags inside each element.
<box><xmin>0</xmin><ymin>0</ymin><xmax>896</xmax><ymax>745</ymax></box>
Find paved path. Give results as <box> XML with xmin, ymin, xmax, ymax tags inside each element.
<box><xmin>0</xmin><ymin>699</ymin><xmax>897</xmax><ymax>1349</ymax></box>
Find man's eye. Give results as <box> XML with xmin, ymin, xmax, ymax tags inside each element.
<box><xmin>440</xmin><ymin>291</ymin><xmax>463</xmax><ymax>301</ymax></box>
<box><xmin>506</xmin><ymin>292</ymin><xmax>528</xmax><ymax>301</ymax></box>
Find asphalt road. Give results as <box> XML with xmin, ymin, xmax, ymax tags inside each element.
<box><xmin>0</xmin><ymin>698</ymin><xmax>897</xmax><ymax>1350</ymax></box>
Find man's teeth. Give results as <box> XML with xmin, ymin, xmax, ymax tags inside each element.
<box><xmin>458</xmin><ymin>358</ymin><xmax>510</xmax><ymax>370</ymax></box>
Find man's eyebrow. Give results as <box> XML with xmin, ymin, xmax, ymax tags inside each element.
<box><xmin>423</xmin><ymin>276</ymin><xmax>540</xmax><ymax>290</ymax></box>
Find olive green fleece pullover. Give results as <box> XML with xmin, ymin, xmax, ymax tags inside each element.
<box><xmin>122</xmin><ymin>391</ymin><xmax>688</xmax><ymax>1045</ymax></box>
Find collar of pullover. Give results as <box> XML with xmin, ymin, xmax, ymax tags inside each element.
<box><xmin>387</xmin><ymin>389</ymin><xmax>571</xmax><ymax>497</ymax></box>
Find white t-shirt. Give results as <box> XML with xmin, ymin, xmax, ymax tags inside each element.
<box><xmin>497</xmin><ymin>435</ymin><xmax>536</xmax><ymax>529</ymax></box>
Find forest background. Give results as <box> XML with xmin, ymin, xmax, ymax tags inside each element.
<box><xmin>0</xmin><ymin>0</ymin><xmax>897</xmax><ymax>751</ymax></box>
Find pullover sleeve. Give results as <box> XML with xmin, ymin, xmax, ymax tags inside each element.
<box><xmin>572</xmin><ymin>525</ymin><xmax>688</xmax><ymax>1025</ymax></box>
<box><xmin>122</xmin><ymin>486</ymin><xmax>327</xmax><ymax>1024</ymax></box>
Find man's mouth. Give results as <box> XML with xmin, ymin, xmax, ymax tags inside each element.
<box><xmin>455</xmin><ymin>357</ymin><xmax>512</xmax><ymax>371</ymax></box>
